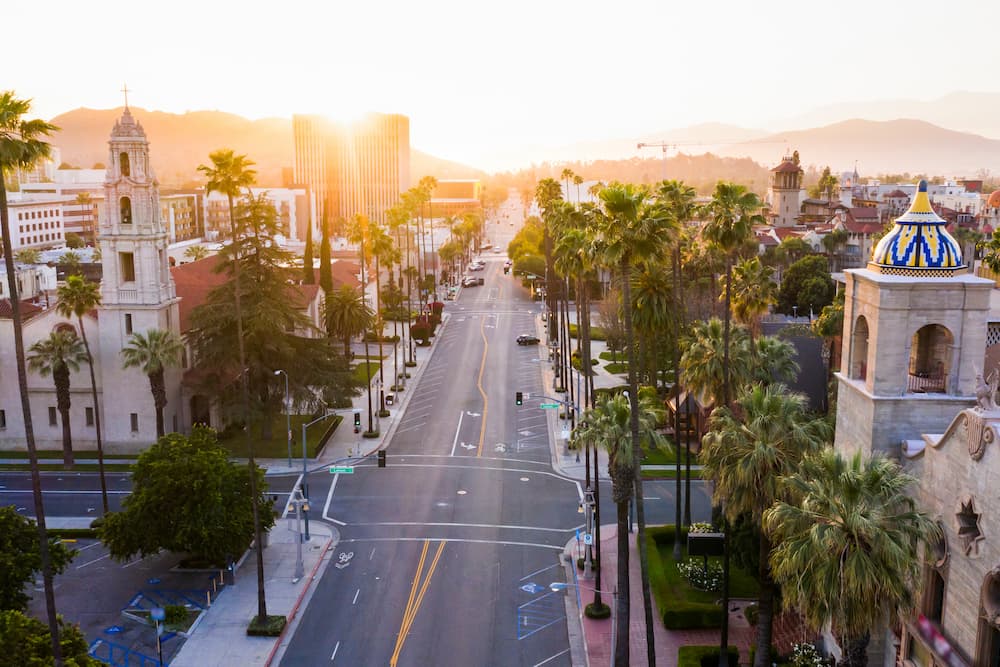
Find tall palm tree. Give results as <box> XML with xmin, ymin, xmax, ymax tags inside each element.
<box><xmin>55</xmin><ymin>275</ymin><xmax>109</xmax><ymax>512</ymax></box>
<box><xmin>417</xmin><ymin>176</ymin><xmax>438</xmax><ymax>302</ymax></box>
<box><xmin>730</xmin><ymin>256</ymin><xmax>776</xmax><ymax>341</ymax></box>
<box><xmin>368</xmin><ymin>218</ymin><xmax>397</xmax><ymax>416</ymax></box>
<box><xmin>574</xmin><ymin>390</ymin><xmax>665</xmax><ymax>666</ymax></box>
<box><xmin>0</xmin><ymin>90</ymin><xmax>64</xmax><ymax>664</ymax></box>
<box><xmin>121</xmin><ymin>328</ymin><xmax>182</xmax><ymax>438</ymax></box>
<box><xmin>197</xmin><ymin>148</ymin><xmax>271</xmax><ymax>622</ymax></box>
<box><xmin>701</xmin><ymin>384</ymin><xmax>831</xmax><ymax>667</ymax></box>
<box><xmin>347</xmin><ymin>214</ymin><xmax>377</xmax><ymax>433</ymax></box>
<box><xmin>597</xmin><ymin>183</ymin><xmax>675</xmax><ymax>667</ymax></box>
<box><xmin>75</xmin><ymin>192</ymin><xmax>95</xmax><ymax>246</ymax></box>
<box><xmin>765</xmin><ymin>449</ymin><xmax>939</xmax><ymax>667</ymax></box>
<box><xmin>28</xmin><ymin>330</ymin><xmax>87</xmax><ymax>468</ymax></box>
<box><xmin>183</xmin><ymin>245</ymin><xmax>210</xmax><ymax>262</ymax></box>
<box><xmin>325</xmin><ymin>284</ymin><xmax>375</xmax><ymax>358</ymax></box>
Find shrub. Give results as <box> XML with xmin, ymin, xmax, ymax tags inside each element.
<box><xmin>677</xmin><ymin>559</ymin><xmax>723</xmax><ymax>591</ymax></box>
<box><xmin>645</xmin><ymin>526</ymin><xmax>724</xmax><ymax>629</ymax></box>
<box><xmin>430</xmin><ymin>301</ymin><xmax>444</xmax><ymax>315</ymax></box>
<box><xmin>246</xmin><ymin>614</ymin><xmax>286</xmax><ymax>637</ymax></box>
<box><xmin>677</xmin><ymin>646</ymin><xmax>740</xmax><ymax>667</ymax></box>
<box><xmin>584</xmin><ymin>602</ymin><xmax>611</xmax><ymax>619</ymax></box>
<box><xmin>164</xmin><ymin>605</ymin><xmax>188</xmax><ymax>628</ymax></box>
<box><xmin>568</xmin><ymin>323</ymin><xmax>607</xmax><ymax>341</ymax></box>
<box><xmin>410</xmin><ymin>322</ymin><xmax>431</xmax><ymax>344</ymax></box>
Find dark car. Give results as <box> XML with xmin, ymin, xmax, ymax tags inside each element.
<box><xmin>516</xmin><ymin>334</ymin><xmax>540</xmax><ymax>345</ymax></box>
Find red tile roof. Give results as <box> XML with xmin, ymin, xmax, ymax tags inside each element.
<box><xmin>0</xmin><ymin>298</ymin><xmax>45</xmax><ymax>320</ymax></box>
<box><xmin>772</xmin><ymin>160</ymin><xmax>801</xmax><ymax>173</ymax></box>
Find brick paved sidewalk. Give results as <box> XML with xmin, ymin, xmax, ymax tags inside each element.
<box><xmin>576</xmin><ymin>524</ymin><xmax>754</xmax><ymax>667</ymax></box>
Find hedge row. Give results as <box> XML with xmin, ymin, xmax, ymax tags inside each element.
<box><xmin>677</xmin><ymin>645</ymin><xmax>740</xmax><ymax>667</ymax></box>
<box><xmin>645</xmin><ymin>525</ymin><xmax>724</xmax><ymax>629</ymax></box>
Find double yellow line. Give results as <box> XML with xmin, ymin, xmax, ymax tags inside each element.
<box><xmin>389</xmin><ymin>540</ymin><xmax>447</xmax><ymax>666</ymax></box>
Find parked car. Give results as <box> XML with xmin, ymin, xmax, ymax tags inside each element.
<box><xmin>462</xmin><ymin>277</ymin><xmax>478</xmax><ymax>287</ymax></box>
<box><xmin>516</xmin><ymin>334</ymin><xmax>540</xmax><ymax>345</ymax></box>
<box><xmin>477</xmin><ymin>276</ymin><xmax>485</xmax><ymax>285</ymax></box>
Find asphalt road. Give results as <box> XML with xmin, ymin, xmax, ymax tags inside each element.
<box><xmin>280</xmin><ymin>256</ymin><xmax>714</xmax><ymax>667</ymax></box>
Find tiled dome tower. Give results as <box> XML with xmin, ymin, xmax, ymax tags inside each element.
<box><xmin>869</xmin><ymin>179</ymin><xmax>964</xmax><ymax>276</ymax></box>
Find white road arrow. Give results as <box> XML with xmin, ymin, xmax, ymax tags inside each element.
<box><xmin>466</xmin><ymin>411</ymin><xmax>481</xmax><ymax>417</ymax></box>
<box><xmin>460</xmin><ymin>443</ymin><xmax>476</xmax><ymax>450</ymax></box>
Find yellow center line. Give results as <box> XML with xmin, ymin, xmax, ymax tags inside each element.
<box><xmin>389</xmin><ymin>540</ymin><xmax>446</xmax><ymax>666</ymax></box>
<box><xmin>476</xmin><ymin>314</ymin><xmax>489</xmax><ymax>457</ymax></box>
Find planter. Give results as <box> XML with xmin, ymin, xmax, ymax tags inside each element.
<box><xmin>687</xmin><ymin>532</ymin><xmax>725</xmax><ymax>557</ymax></box>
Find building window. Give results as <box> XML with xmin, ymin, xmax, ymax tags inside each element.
<box><xmin>119</xmin><ymin>151</ymin><xmax>130</xmax><ymax>177</ymax></box>
<box><xmin>124</xmin><ymin>313</ymin><xmax>133</xmax><ymax>335</ymax></box>
<box><xmin>48</xmin><ymin>407</ymin><xmax>57</xmax><ymax>426</ymax></box>
<box><xmin>120</xmin><ymin>252</ymin><xmax>135</xmax><ymax>282</ymax></box>
<box><xmin>120</xmin><ymin>196</ymin><xmax>132</xmax><ymax>225</ymax></box>
<box><xmin>0</xmin><ymin>409</ymin><xmax>5</xmax><ymax>429</ymax></box>
<box><xmin>908</xmin><ymin>324</ymin><xmax>953</xmax><ymax>394</ymax></box>
<box><xmin>85</xmin><ymin>407</ymin><xmax>94</xmax><ymax>427</ymax></box>
<box><xmin>130</xmin><ymin>413</ymin><xmax>139</xmax><ymax>432</ymax></box>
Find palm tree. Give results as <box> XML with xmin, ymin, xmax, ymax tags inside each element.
<box><xmin>325</xmin><ymin>285</ymin><xmax>375</xmax><ymax>357</ymax></box>
<box><xmin>197</xmin><ymin>148</ymin><xmax>271</xmax><ymax>623</ymax></box>
<box><xmin>701</xmin><ymin>384</ymin><xmax>831</xmax><ymax>667</ymax></box>
<box><xmin>347</xmin><ymin>214</ymin><xmax>378</xmax><ymax>433</ymax></box>
<box><xmin>183</xmin><ymin>244</ymin><xmax>210</xmax><ymax>262</ymax></box>
<box><xmin>574</xmin><ymin>390</ymin><xmax>665</xmax><ymax>665</ymax></box>
<box><xmin>368</xmin><ymin>218</ymin><xmax>397</xmax><ymax>416</ymax></box>
<box><xmin>75</xmin><ymin>192</ymin><xmax>95</xmax><ymax>246</ymax></box>
<box><xmin>597</xmin><ymin>182</ymin><xmax>675</xmax><ymax>667</ymax></box>
<box><xmin>55</xmin><ymin>275</ymin><xmax>109</xmax><ymax>512</ymax></box>
<box><xmin>121</xmin><ymin>328</ymin><xmax>182</xmax><ymax>438</ymax></box>
<box><xmin>765</xmin><ymin>449</ymin><xmax>939</xmax><ymax>667</ymax></box>
<box><xmin>0</xmin><ymin>90</ymin><xmax>64</xmax><ymax>664</ymax></box>
<box><xmin>730</xmin><ymin>256</ymin><xmax>776</xmax><ymax>340</ymax></box>
<box><xmin>28</xmin><ymin>330</ymin><xmax>87</xmax><ymax>467</ymax></box>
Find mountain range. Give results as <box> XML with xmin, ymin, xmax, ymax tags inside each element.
<box><xmin>49</xmin><ymin>107</ymin><xmax>484</xmax><ymax>187</ymax></box>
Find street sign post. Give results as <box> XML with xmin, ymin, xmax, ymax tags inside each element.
<box><xmin>329</xmin><ymin>466</ymin><xmax>355</xmax><ymax>474</ymax></box>
<box><xmin>539</xmin><ymin>403</ymin><xmax>560</xmax><ymax>409</ymax></box>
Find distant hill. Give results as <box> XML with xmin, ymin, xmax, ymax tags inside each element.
<box><xmin>716</xmin><ymin>118</ymin><xmax>1000</xmax><ymax>176</ymax></box>
<box><xmin>48</xmin><ymin>107</ymin><xmax>483</xmax><ymax>187</ymax></box>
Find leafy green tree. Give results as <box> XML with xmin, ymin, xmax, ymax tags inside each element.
<box><xmin>0</xmin><ymin>507</ymin><xmax>75</xmax><ymax>612</ymax></box>
<box><xmin>183</xmin><ymin>245</ymin><xmax>209</xmax><ymax>262</ymax></box>
<box><xmin>979</xmin><ymin>228</ymin><xmax>1000</xmax><ymax>273</ymax></box>
<box><xmin>778</xmin><ymin>237</ymin><xmax>812</xmax><ymax>265</ymax></box>
<box><xmin>63</xmin><ymin>232</ymin><xmax>84</xmax><ymax>249</ymax></box>
<box><xmin>0</xmin><ymin>610</ymin><xmax>98</xmax><ymax>667</ymax></box>
<box><xmin>512</xmin><ymin>254</ymin><xmax>546</xmax><ymax>278</ymax></box>
<box><xmin>100</xmin><ymin>427</ymin><xmax>275</xmax><ymax>564</ymax></box>
<box><xmin>765</xmin><ymin>450</ymin><xmax>938</xmax><ymax>667</ymax></box>
<box><xmin>28</xmin><ymin>330</ymin><xmax>87</xmax><ymax>468</ymax></box>
<box><xmin>701</xmin><ymin>384</ymin><xmax>831</xmax><ymax>667</ymax></box>
<box><xmin>808</xmin><ymin>166</ymin><xmax>839</xmax><ymax>200</ymax></box>
<box><xmin>777</xmin><ymin>255</ymin><xmax>834</xmax><ymax>315</ymax></box>
<box><xmin>574</xmin><ymin>389</ymin><xmax>665</xmax><ymax>660</ymax></box>
<box><xmin>506</xmin><ymin>215</ymin><xmax>544</xmax><ymax>262</ymax></box>
<box><xmin>597</xmin><ymin>182</ymin><xmax>675</xmax><ymax>667</ymax></box>
<box><xmin>0</xmin><ymin>89</ymin><xmax>64</xmax><ymax>662</ymax></box>
<box><xmin>56</xmin><ymin>275</ymin><xmax>109</xmax><ymax>512</ymax></box>
<box><xmin>121</xmin><ymin>329</ymin><xmax>182</xmax><ymax>439</ymax></box>
<box><xmin>319</xmin><ymin>212</ymin><xmax>332</xmax><ymax>294</ymax></box>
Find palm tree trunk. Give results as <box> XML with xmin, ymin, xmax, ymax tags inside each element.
<box><xmin>78</xmin><ymin>320</ymin><xmax>108</xmax><ymax>513</ymax></box>
<box><xmin>376</xmin><ymin>257</ymin><xmax>386</xmax><ymax>415</ymax></box>
<box><xmin>673</xmin><ymin>248</ymin><xmax>683</xmax><ymax>561</ymax></box>
<box><xmin>592</xmin><ymin>437</ymin><xmax>603</xmax><ymax>610</ymax></box>
<box><xmin>55</xmin><ymin>368</ymin><xmax>74</xmax><ymax>468</ymax></box>
<box><xmin>754</xmin><ymin>530</ymin><xmax>776</xmax><ymax>667</ymax></box>
<box><xmin>150</xmin><ymin>371</ymin><xmax>167</xmax><ymax>439</ymax></box>
<box><xmin>360</xmin><ymin>237</ymin><xmax>375</xmax><ymax>433</ymax></box>
<box><xmin>229</xmin><ymin>192</ymin><xmax>268</xmax><ymax>621</ymax></box>
<box><xmin>620</xmin><ymin>260</ymin><xmax>656</xmax><ymax>666</ymax></box>
<box><xmin>839</xmin><ymin>633</ymin><xmax>870</xmax><ymax>667</ymax></box>
<box><xmin>0</xmin><ymin>180</ymin><xmax>63</xmax><ymax>664</ymax></box>
<box><xmin>614</xmin><ymin>497</ymin><xmax>630</xmax><ymax>667</ymax></box>
<box><xmin>719</xmin><ymin>260</ymin><xmax>733</xmax><ymax>667</ymax></box>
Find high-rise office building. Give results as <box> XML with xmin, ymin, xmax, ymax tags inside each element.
<box><xmin>293</xmin><ymin>112</ymin><xmax>410</xmax><ymax>229</ymax></box>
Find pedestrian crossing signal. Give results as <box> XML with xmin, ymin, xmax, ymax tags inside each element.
<box><xmin>377</xmin><ymin>450</ymin><xmax>386</xmax><ymax>468</ymax></box>
<box><xmin>515</xmin><ymin>391</ymin><xmax>523</xmax><ymax>406</ymax></box>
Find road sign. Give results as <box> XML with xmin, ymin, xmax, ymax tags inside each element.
<box><xmin>539</xmin><ymin>403</ymin><xmax>559</xmax><ymax>409</ymax></box>
<box><xmin>329</xmin><ymin>466</ymin><xmax>355</xmax><ymax>474</ymax></box>
<box><xmin>584</xmin><ymin>533</ymin><xmax>593</xmax><ymax>545</ymax></box>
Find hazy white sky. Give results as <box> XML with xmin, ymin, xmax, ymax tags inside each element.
<box><xmin>8</xmin><ymin>0</ymin><xmax>1000</xmax><ymax>171</ymax></box>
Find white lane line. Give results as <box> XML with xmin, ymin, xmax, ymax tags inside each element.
<box><xmin>330</xmin><ymin>641</ymin><xmax>340</xmax><ymax>662</ymax></box>
<box><xmin>534</xmin><ymin>649</ymin><xmax>570</xmax><ymax>666</ymax></box>
<box><xmin>352</xmin><ymin>588</ymin><xmax>360</xmax><ymax>605</ymax></box>
<box><xmin>449</xmin><ymin>410</ymin><xmax>466</xmax><ymax>457</ymax></box>
<box><xmin>75</xmin><ymin>553</ymin><xmax>110</xmax><ymax>569</ymax></box>
<box><xmin>352</xmin><ymin>521</ymin><xmax>583</xmax><ymax>533</ymax></box>
<box><xmin>323</xmin><ymin>474</ymin><xmax>346</xmax><ymax>526</ymax></box>
<box><xmin>369</xmin><ymin>548</ymin><xmax>376</xmax><ymax>561</ymax></box>
<box><xmin>393</xmin><ymin>423</ymin><xmax>427</xmax><ymax>435</ymax></box>
<box><xmin>339</xmin><ymin>536</ymin><xmax>563</xmax><ymax>551</ymax></box>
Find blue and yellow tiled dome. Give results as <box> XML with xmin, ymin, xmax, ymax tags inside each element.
<box><xmin>869</xmin><ymin>180</ymin><xmax>964</xmax><ymax>276</ymax></box>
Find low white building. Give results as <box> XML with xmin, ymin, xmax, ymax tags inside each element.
<box><xmin>2</xmin><ymin>194</ymin><xmax>69</xmax><ymax>250</ymax></box>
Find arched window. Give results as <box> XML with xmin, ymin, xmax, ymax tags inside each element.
<box><xmin>120</xmin><ymin>196</ymin><xmax>132</xmax><ymax>225</ymax></box>
<box><xmin>908</xmin><ymin>324</ymin><xmax>953</xmax><ymax>393</ymax></box>
<box><xmin>119</xmin><ymin>152</ymin><xmax>130</xmax><ymax>177</ymax></box>
<box><xmin>53</xmin><ymin>323</ymin><xmax>76</xmax><ymax>337</ymax></box>
<box><xmin>850</xmin><ymin>315</ymin><xmax>869</xmax><ymax>380</ymax></box>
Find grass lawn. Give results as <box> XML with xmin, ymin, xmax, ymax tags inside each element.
<box><xmin>598</xmin><ymin>350</ymin><xmax>625</xmax><ymax>362</ymax></box>
<box><xmin>642</xmin><ymin>468</ymin><xmax>704</xmax><ymax>480</ymax></box>
<box><xmin>568</xmin><ymin>324</ymin><xmax>607</xmax><ymax>341</ymax></box>
<box><xmin>604</xmin><ymin>362</ymin><xmax>628</xmax><ymax>374</ymax></box>
<box><xmin>641</xmin><ymin>442</ymin><xmax>678</xmax><ymax>465</ymax></box>
<box><xmin>351</xmin><ymin>361</ymin><xmax>382</xmax><ymax>385</ymax></box>
<box><xmin>658</xmin><ymin>540</ymin><xmax>759</xmax><ymax>602</ymax></box>
<box><xmin>219</xmin><ymin>413</ymin><xmax>342</xmax><ymax>459</ymax></box>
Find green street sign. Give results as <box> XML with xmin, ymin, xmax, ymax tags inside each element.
<box><xmin>329</xmin><ymin>466</ymin><xmax>355</xmax><ymax>474</ymax></box>
<box><xmin>539</xmin><ymin>403</ymin><xmax>560</xmax><ymax>409</ymax></box>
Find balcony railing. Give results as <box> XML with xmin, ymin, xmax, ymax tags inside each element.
<box><xmin>908</xmin><ymin>372</ymin><xmax>945</xmax><ymax>394</ymax></box>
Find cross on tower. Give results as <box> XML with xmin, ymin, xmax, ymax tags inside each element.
<box><xmin>121</xmin><ymin>83</ymin><xmax>130</xmax><ymax>109</ymax></box>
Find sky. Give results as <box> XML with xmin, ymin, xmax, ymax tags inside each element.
<box><xmin>8</xmin><ymin>0</ymin><xmax>1000</xmax><ymax>172</ymax></box>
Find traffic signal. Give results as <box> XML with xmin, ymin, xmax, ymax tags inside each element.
<box><xmin>378</xmin><ymin>450</ymin><xmax>386</xmax><ymax>468</ymax></box>
<box><xmin>354</xmin><ymin>412</ymin><xmax>361</xmax><ymax>426</ymax></box>
<box><xmin>515</xmin><ymin>391</ymin><xmax>523</xmax><ymax>406</ymax></box>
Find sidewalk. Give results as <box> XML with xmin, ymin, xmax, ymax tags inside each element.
<box><xmin>570</xmin><ymin>524</ymin><xmax>754</xmax><ymax>667</ymax></box>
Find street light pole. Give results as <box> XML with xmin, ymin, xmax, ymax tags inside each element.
<box><xmin>291</xmin><ymin>488</ymin><xmax>306</xmax><ymax>580</ymax></box>
<box><xmin>274</xmin><ymin>369</ymin><xmax>291</xmax><ymax>468</ymax></box>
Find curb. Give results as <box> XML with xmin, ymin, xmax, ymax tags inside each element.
<box><xmin>561</xmin><ymin>539</ymin><xmax>590</xmax><ymax>667</ymax></box>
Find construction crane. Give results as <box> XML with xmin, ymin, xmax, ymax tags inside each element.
<box><xmin>637</xmin><ymin>138</ymin><xmax>791</xmax><ymax>179</ymax></box>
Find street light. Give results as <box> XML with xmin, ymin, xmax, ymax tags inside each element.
<box><xmin>274</xmin><ymin>370</ymin><xmax>291</xmax><ymax>468</ymax></box>
<box><xmin>548</xmin><ymin>582</ymin><xmax>617</xmax><ymax>667</ymax></box>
